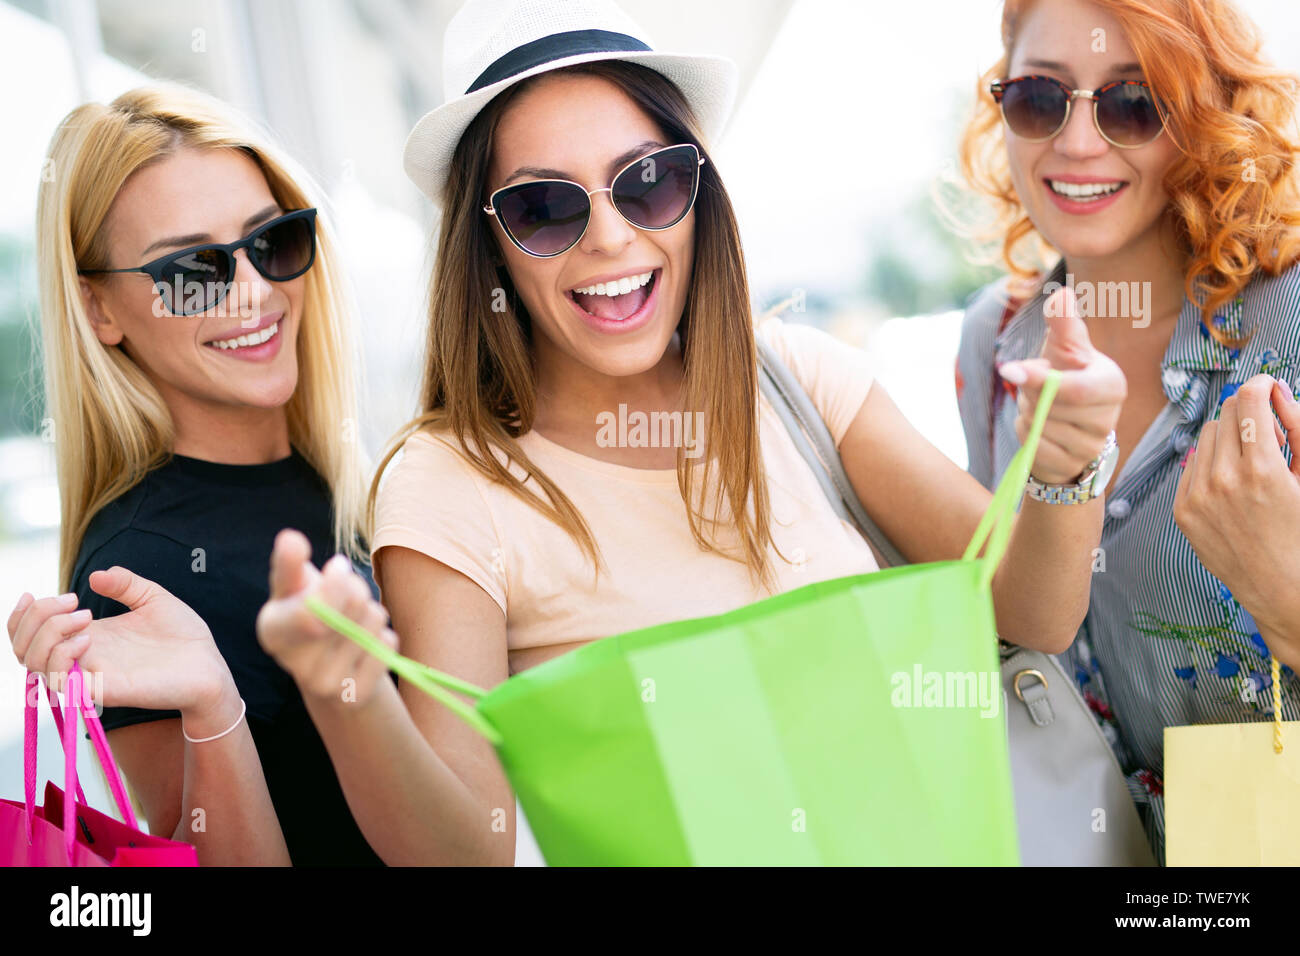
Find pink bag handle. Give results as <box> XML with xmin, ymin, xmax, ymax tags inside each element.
<box><xmin>41</xmin><ymin>678</ymin><xmax>88</xmax><ymax>808</ymax></box>
<box><xmin>23</xmin><ymin>664</ymin><xmax>140</xmax><ymax>864</ymax></box>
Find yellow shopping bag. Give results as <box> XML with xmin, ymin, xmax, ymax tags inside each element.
<box><xmin>1165</xmin><ymin>659</ymin><xmax>1300</xmax><ymax>865</ymax></box>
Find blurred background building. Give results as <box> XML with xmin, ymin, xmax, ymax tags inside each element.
<box><xmin>4</xmin><ymin>0</ymin><xmax>1300</xmax><ymax>814</ymax></box>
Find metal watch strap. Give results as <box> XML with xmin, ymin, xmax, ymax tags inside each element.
<box><xmin>1025</xmin><ymin>481</ymin><xmax>1096</xmax><ymax>505</ymax></box>
<box><xmin>1025</xmin><ymin>430</ymin><xmax>1117</xmax><ymax>504</ymax></box>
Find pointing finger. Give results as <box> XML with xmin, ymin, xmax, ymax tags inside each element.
<box><xmin>1040</xmin><ymin>286</ymin><xmax>1094</xmax><ymax>371</ymax></box>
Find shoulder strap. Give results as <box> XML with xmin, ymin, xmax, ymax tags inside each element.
<box><xmin>988</xmin><ymin>294</ymin><xmax>1023</xmax><ymax>464</ymax></box>
<box><xmin>755</xmin><ymin>335</ymin><xmax>908</xmax><ymax>569</ymax></box>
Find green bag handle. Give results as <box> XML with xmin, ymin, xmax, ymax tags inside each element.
<box><xmin>961</xmin><ymin>369</ymin><xmax>1062</xmax><ymax>588</ymax></box>
<box><xmin>303</xmin><ymin>596</ymin><xmax>502</xmax><ymax>745</ymax></box>
<box><xmin>302</xmin><ymin>369</ymin><xmax>1062</xmax><ymax>743</ymax></box>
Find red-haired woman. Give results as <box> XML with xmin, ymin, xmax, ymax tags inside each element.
<box><xmin>954</xmin><ymin>0</ymin><xmax>1300</xmax><ymax>861</ymax></box>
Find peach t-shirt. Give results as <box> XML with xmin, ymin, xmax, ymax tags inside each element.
<box><xmin>370</xmin><ymin>316</ymin><xmax>879</xmax><ymax>674</ymax></box>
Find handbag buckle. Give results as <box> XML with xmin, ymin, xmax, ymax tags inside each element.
<box><xmin>1013</xmin><ymin>668</ymin><xmax>1048</xmax><ymax>702</ymax></box>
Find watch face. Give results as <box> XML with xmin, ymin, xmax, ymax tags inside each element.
<box><xmin>1091</xmin><ymin>441</ymin><xmax>1120</xmax><ymax>493</ymax></box>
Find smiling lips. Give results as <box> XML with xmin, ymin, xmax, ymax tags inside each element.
<box><xmin>202</xmin><ymin>312</ymin><xmax>285</xmax><ymax>362</ymax></box>
<box><xmin>568</xmin><ymin>270</ymin><xmax>655</xmax><ymax>322</ymax></box>
<box><xmin>206</xmin><ymin>320</ymin><xmax>280</xmax><ymax>351</ymax></box>
<box><xmin>1047</xmin><ymin>178</ymin><xmax>1127</xmax><ymax>202</ymax></box>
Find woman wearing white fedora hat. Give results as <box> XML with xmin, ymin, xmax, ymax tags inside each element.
<box><xmin>255</xmin><ymin>0</ymin><xmax>1128</xmax><ymax>865</ymax></box>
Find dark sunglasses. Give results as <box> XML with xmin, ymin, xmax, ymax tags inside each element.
<box><xmin>483</xmin><ymin>143</ymin><xmax>705</xmax><ymax>258</ymax></box>
<box><xmin>79</xmin><ymin>208</ymin><xmax>318</xmax><ymax>316</ymax></box>
<box><xmin>990</xmin><ymin>76</ymin><xmax>1166</xmax><ymax>149</ymax></box>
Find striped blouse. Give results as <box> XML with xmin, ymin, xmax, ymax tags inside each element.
<box><xmin>956</xmin><ymin>258</ymin><xmax>1300</xmax><ymax>863</ymax></box>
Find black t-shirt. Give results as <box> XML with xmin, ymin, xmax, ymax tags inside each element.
<box><xmin>71</xmin><ymin>448</ymin><xmax>385</xmax><ymax>866</ymax></box>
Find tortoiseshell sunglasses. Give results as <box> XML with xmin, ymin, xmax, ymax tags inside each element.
<box><xmin>991</xmin><ymin>76</ymin><xmax>1166</xmax><ymax>148</ymax></box>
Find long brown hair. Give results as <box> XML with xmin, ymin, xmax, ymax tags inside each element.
<box><xmin>369</xmin><ymin>61</ymin><xmax>779</xmax><ymax>588</ymax></box>
<box><xmin>953</xmin><ymin>0</ymin><xmax>1300</xmax><ymax>343</ymax></box>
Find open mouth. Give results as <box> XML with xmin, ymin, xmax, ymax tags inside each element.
<box><xmin>566</xmin><ymin>270</ymin><xmax>656</xmax><ymax>322</ymax></box>
<box><xmin>204</xmin><ymin>320</ymin><xmax>280</xmax><ymax>351</ymax></box>
<box><xmin>1045</xmin><ymin>179</ymin><xmax>1128</xmax><ymax>203</ymax></box>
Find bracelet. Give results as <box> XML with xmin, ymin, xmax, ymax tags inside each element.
<box><xmin>182</xmin><ymin>698</ymin><xmax>246</xmax><ymax>744</ymax></box>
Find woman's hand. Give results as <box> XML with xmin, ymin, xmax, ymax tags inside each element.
<box><xmin>1174</xmin><ymin>374</ymin><xmax>1300</xmax><ymax>670</ymax></box>
<box><xmin>256</xmin><ymin>528</ymin><xmax>398</xmax><ymax>707</ymax></box>
<box><xmin>998</xmin><ymin>286</ymin><xmax>1127</xmax><ymax>485</ymax></box>
<box><xmin>7</xmin><ymin>567</ymin><xmax>234</xmax><ymax>714</ymax></box>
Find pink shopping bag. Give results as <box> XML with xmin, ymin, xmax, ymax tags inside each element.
<box><xmin>1</xmin><ymin>664</ymin><xmax>198</xmax><ymax>866</ymax></box>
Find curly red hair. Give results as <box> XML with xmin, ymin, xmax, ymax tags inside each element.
<box><xmin>957</xmin><ymin>0</ymin><xmax>1300</xmax><ymax>344</ymax></box>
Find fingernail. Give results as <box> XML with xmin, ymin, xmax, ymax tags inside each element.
<box><xmin>58</xmin><ymin>593</ymin><xmax>77</xmax><ymax>606</ymax></box>
<box><xmin>72</xmin><ymin>609</ymin><xmax>92</xmax><ymax>620</ymax></box>
<box><xmin>999</xmin><ymin>363</ymin><xmax>1027</xmax><ymax>385</ymax></box>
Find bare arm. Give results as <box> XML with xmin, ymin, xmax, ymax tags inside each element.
<box><xmin>8</xmin><ymin>579</ymin><xmax>290</xmax><ymax>865</ymax></box>
<box><xmin>107</xmin><ymin>690</ymin><xmax>291</xmax><ymax>865</ymax></box>
<box><xmin>840</xmin><ymin>382</ymin><xmax>1102</xmax><ymax>652</ymax></box>
<box><xmin>257</xmin><ymin>531</ymin><xmax>514</xmax><ymax>865</ymax></box>
<box><xmin>839</xmin><ymin>287</ymin><xmax>1123</xmax><ymax>652</ymax></box>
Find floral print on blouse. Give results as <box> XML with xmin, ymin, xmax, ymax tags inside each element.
<box><xmin>956</xmin><ymin>258</ymin><xmax>1300</xmax><ymax>863</ymax></box>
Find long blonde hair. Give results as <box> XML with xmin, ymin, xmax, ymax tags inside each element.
<box><xmin>37</xmin><ymin>83</ymin><xmax>368</xmax><ymax>590</ymax></box>
<box><xmin>369</xmin><ymin>61</ymin><xmax>779</xmax><ymax>589</ymax></box>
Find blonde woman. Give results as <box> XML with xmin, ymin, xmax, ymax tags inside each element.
<box><xmin>254</xmin><ymin>0</ymin><xmax>1127</xmax><ymax>866</ymax></box>
<box><xmin>6</xmin><ymin>84</ymin><xmax>388</xmax><ymax>865</ymax></box>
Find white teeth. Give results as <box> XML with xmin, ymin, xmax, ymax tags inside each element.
<box><xmin>571</xmin><ymin>271</ymin><xmax>653</xmax><ymax>296</ymax></box>
<box><xmin>211</xmin><ymin>321</ymin><xmax>278</xmax><ymax>349</ymax></box>
<box><xmin>1049</xmin><ymin>180</ymin><xmax>1124</xmax><ymax>200</ymax></box>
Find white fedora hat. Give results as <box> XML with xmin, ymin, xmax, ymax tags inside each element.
<box><xmin>403</xmin><ymin>0</ymin><xmax>738</xmax><ymax>206</ymax></box>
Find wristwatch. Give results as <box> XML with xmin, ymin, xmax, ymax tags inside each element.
<box><xmin>1026</xmin><ymin>431</ymin><xmax>1119</xmax><ymax>504</ymax></box>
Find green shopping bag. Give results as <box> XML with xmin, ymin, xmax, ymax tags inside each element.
<box><xmin>309</xmin><ymin>374</ymin><xmax>1061</xmax><ymax>865</ymax></box>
